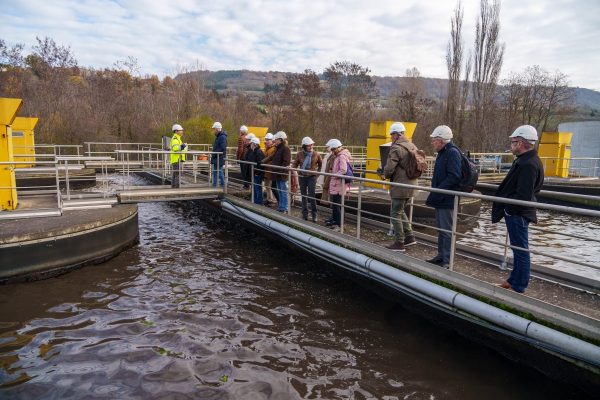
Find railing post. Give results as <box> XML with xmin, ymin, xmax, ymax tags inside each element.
<box><xmin>340</xmin><ymin>177</ymin><xmax>346</xmax><ymax>234</ymax></box>
<box><xmin>224</xmin><ymin>156</ymin><xmax>229</xmax><ymax>194</ymax></box>
<box><xmin>65</xmin><ymin>159</ymin><xmax>71</xmax><ymax>201</ymax></box>
<box><xmin>501</xmin><ymin>229</ymin><xmax>510</xmax><ymax>270</ymax></box>
<box><xmin>449</xmin><ymin>195</ymin><xmax>460</xmax><ymax>271</ymax></box>
<box><xmin>287</xmin><ymin>168</ymin><xmax>292</xmax><ymax>212</ymax></box>
<box><xmin>356</xmin><ymin>173</ymin><xmax>363</xmax><ymax>239</ymax></box>
<box><xmin>408</xmin><ymin>195</ymin><xmax>415</xmax><ymax>225</ymax></box>
<box><xmin>55</xmin><ymin>159</ymin><xmax>61</xmax><ymax>212</ymax></box>
<box><xmin>209</xmin><ymin>155</ymin><xmax>214</xmax><ymax>186</ymax></box>
<box><xmin>251</xmin><ymin>163</ymin><xmax>255</xmax><ymax>200</ymax></box>
<box><xmin>193</xmin><ymin>154</ymin><xmax>197</xmax><ymax>184</ymax></box>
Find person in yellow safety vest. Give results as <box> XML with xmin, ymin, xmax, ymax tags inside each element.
<box><xmin>170</xmin><ymin>124</ymin><xmax>187</xmax><ymax>188</ymax></box>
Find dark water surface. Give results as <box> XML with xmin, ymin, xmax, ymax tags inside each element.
<box><xmin>0</xmin><ymin>201</ymin><xmax>592</xmax><ymax>399</ymax></box>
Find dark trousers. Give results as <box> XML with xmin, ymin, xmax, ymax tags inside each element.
<box><xmin>171</xmin><ymin>161</ymin><xmax>182</xmax><ymax>188</ymax></box>
<box><xmin>505</xmin><ymin>214</ymin><xmax>531</xmax><ymax>293</ymax></box>
<box><xmin>299</xmin><ymin>175</ymin><xmax>317</xmax><ymax>219</ymax></box>
<box><xmin>272</xmin><ymin>180</ymin><xmax>279</xmax><ymax>202</ymax></box>
<box><xmin>252</xmin><ymin>174</ymin><xmax>264</xmax><ymax>205</ymax></box>
<box><xmin>331</xmin><ymin>194</ymin><xmax>342</xmax><ymax>226</ymax></box>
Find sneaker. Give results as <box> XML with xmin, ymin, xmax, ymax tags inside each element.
<box><xmin>386</xmin><ymin>241</ymin><xmax>406</xmax><ymax>252</ymax></box>
<box><xmin>404</xmin><ymin>235</ymin><xmax>417</xmax><ymax>247</ymax></box>
<box><xmin>325</xmin><ymin>219</ymin><xmax>336</xmax><ymax>226</ymax></box>
<box><xmin>426</xmin><ymin>257</ymin><xmax>443</xmax><ymax>265</ymax></box>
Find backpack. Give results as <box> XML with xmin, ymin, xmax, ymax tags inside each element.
<box><xmin>399</xmin><ymin>143</ymin><xmax>428</xmax><ymax>179</ymax></box>
<box><xmin>453</xmin><ymin>145</ymin><xmax>479</xmax><ymax>192</ymax></box>
<box><xmin>344</xmin><ymin>163</ymin><xmax>354</xmax><ymax>184</ymax></box>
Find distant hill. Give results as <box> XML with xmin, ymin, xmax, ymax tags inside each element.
<box><xmin>181</xmin><ymin>69</ymin><xmax>600</xmax><ymax>114</ymax></box>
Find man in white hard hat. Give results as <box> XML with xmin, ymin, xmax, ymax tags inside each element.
<box><xmin>425</xmin><ymin>125</ymin><xmax>462</xmax><ymax>268</ymax></box>
<box><xmin>492</xmin><ymin>125</ymin><xmax>544</xmax><ymax>293</ymax></box>
<box><xmin>236</xmin><ymin>125</ymin><xmax>249</xmax><ymax>160</ymax></box>
<box><xmin>382</xmin><ymin>122</ymin><xmax>418</xmax><ymax>252</ymax></box>
<box><xmin>169</xmin><ymin>124</ymin><xmax>187</xmax><ymax>188</ymax></box>
<box><xmin>211</xmin><ymin>121</ymin><xmax>227</xmax><ymax>187</ymax></box>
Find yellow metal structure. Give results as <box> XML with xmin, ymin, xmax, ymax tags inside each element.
<box><xmin>539</xmin><ymin>131</ymin><xmax>572</xmax><ymax>178</ymax></box>
<box><xmin>365</xmin><ymin>120</ymin><xmax>417</xmax><ymax>188</ymax></box>
<box><xmin>12</xmin><ymin>117</ymin><xmax>38</xmax><ymax>168</ymax></box>
<box><xmin>247</xmin><ymin>126</ymin><xmax>268</xmax><ymax>150</ymax></box>
<box><xmin>0</xmin><ymin>98</ymin><xmax>23</xmax><ymax>210</ymax></box>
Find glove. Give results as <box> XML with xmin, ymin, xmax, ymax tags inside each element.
<box><xmin>181</xmin><ymin>143</ymin><xmax>187</xmax><ymax>150</ymax></box>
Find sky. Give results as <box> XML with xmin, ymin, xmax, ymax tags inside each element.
<box><xmin>2</xmin><ymin>0</ymin><xmax>599</xmax><ymax>90</ymax></box>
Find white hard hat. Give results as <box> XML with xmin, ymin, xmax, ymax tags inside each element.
<box><xmin>172</xmin><ymin>124</ymin><xmax>183</xmax><ymax>132</ymax></box>
<box><xmin>328</xmin><ymin>139</ymin><xmax>342</xmax><ymax>149</ymax></box>
<box><xmin>273</xmin><ymin>131</ymin><xmax>287</xmax><ymax>140</ymax></box>
<box><xmin>510</xmin><ymin>125</ymin><xmax>538</xmax><ymax>142</ymax></box>
<box><xmin>264</xmin><ymin>132</ymin><xmax>274</xmax><ymax>140</ymax></box>
<box><xmin>212</xmin><ymin>122</ymin><xmax>222</xmax><ymax>129</ymax></box>
<box><xmin>325</xmin><ymin>139</ymin><xmax>335</xmax><ymax>148</ymax></box>
<box><xmin>389</xmin><ymin>122</ymin><xmax>406</xmax><ymax>135</ymax></box>
<box><xmin>240</xmin><ymin>125</ymin><xmax>248</xmax><ymax>133</ymax></box>
<box><xmin>246</xmin><ymin>133</ymin><xmax>256</xmax><ymax>140</ymax></box>
<box><xmin>250</xmin><ymin>137</ymin><xmax>260</xmax><ymax>145</ymax></box>
<box><xmin>301</xmin><ymin>136</ymin><xmax>315</xmax><ymax>146</ymax></box>
<box><xmin>430</xmin><ymin>125</ymin><xmax>453</xmax><ymax>140</ymax></box>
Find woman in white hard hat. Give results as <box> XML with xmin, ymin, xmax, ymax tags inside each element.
<box><xmin>291</xmin><ymin>136</ymin><xmax>323</xmax><ymax>222</ymax></box>
<box><xmin>262</xmin><ymin>131</ymin><xmax>291</xmax><ymax>213</ymax></box>
<box><xmin>327</xmin><ymin>139</ymin><xmax>352</xmax><ymax>231</ymax></box>
<box><xmin>262</xmin><ymin>133</ymin><xmax>277</xmax><ymax>206</ymax></box>
<box><xmin>246</xmin><ymin>137</ymin><xmax>265</xmax><ymax>205</ymax></box>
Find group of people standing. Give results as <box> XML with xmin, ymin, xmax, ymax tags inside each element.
<box><xmin>232</xmin><ymin>125</ymin><xmax>352</xmax><ymax>231</ymax></box>
<box><xmin>380</xmin><ymin>122</ymin><xmax>543</xmax><ymax>294</ymax></box>
<box><xmin>170</xmin><ymin>120</ymin><xmax>544</xmax><ymax>294</ymax></box>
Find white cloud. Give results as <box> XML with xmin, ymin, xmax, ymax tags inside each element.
<box><xmin>2</xmin><ymin>0</ymin><xmax>599</xmax><ymax>89</ymax></box>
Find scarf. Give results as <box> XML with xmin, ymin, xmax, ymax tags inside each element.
<box><xmin>301</xmin><ymin>150</ymin><xmax>312</xmax><ymax>170</ymax></box>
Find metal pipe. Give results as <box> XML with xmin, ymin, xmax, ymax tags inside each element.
<box><xmin>221</xmin><ymin>201</ymin><xmax>600</xmax><ymax>367</ymax></box>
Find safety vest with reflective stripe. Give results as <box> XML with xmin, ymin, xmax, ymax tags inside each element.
<box><xmin>170</xmin><ymin>133</ymin><xmax>186</xmax><ymax>164</ymax></box>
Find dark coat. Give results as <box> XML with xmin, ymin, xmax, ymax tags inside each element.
<box><xmin>211</xmin><ymin>131</ymin><xmax>228</xmax><ymax>167</ymax></box>
<box><xmin>269</xmin><ymin>142</ymin><xmax>291</xmax><ymax>181</ymax></box>
<box><xmin>245</xmin><ymin>146</ymin><xmax>265</xmax><ymax>177</ymax></box>
<box><xmin>492</xmin><ymin>149</ymin><xmax>544</xmax><ymax>223</ymax></box>
<box><xmin>383</xmin><ymin>136</ymin><xmax>418</xmax><ymax>199</ymax></box>
<box><xmin>425</xmin><ymin>142</ymin><xmax>462</xmax><ymax>209</ymax></box>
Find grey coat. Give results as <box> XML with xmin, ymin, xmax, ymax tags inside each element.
<box><xmin>383</xmin><ymin>136</ymin><xmax>418</xmax><ymax>198</ymax></box>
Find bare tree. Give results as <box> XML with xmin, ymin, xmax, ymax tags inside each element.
<box><xmin>394</xmin><ymin>67</ymin><xmax>435</xmax><ymax>122</ymax></box>
<box><xmin>445</xmin><ymin>1</ymin><xmax>464</xmax><ymax>130</ymax></box>
<box><xmin>472</xmin><ymin>0</ymin><xmax>505</xmax><ymax>146</ymax></box>
<box><xmin>323</xmin><ymin>61</ymin><xmax>376</xmax><ymax>144</ymax></box>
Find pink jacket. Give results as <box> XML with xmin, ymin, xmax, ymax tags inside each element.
<box><xmin>329</xmin><ymin>149</ymin><xmax>352</xmax><ymax>195</ymax></box>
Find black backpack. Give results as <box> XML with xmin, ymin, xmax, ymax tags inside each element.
<box><xmin>453</xmin><ymin>145</ymin><xmax>479</xmax><ymax>192</ymax></box>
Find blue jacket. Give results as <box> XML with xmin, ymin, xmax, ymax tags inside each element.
<box><xmin>211</xmin><ymin>131</ymin><xmax>228</xmax><ymax>167</ymax></box>
<box><xmin>426</xmin><ymin>142</ymin><xmax>462</xmax><ymax>209</ymax></box>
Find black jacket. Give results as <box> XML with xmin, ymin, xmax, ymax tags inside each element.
<box><xmin>492</xmin><ymin>149</ymin><xmax>544</xmax><ymax>223</ymax></box>
<box><xmin>246</xmin><ymin>146</ymin><xmax>265</xmax><ymax>176</ymax></box>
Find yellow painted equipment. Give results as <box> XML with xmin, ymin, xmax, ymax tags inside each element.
<box><xmin>247</xmin><ymin>126</ymin><xmax>269</xmax><ymax>150</ymax></box>
<box><xmin>365</xmin><ymin>120</ymin><xmax>417</xmax><ymax>188</ymax></box>
<box><xmin>539</xmin><ymin>131</ymin><xmax>572</xmax><ymax>178</ymax></box>
<box><xmin>11</xmin><ymin>117</ymin><xmax>38</xmax><ymax>168</ymax></box>
<box><xmin>0</xmin><ymin>98</ymin><xmax>23</xmax><ymax>210</ymax></box>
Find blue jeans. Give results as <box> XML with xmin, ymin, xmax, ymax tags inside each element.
<box><xmin>275</xmin><ymin>180</ymin><xmax>288</xmax><ymax>211</ymax></box>
<box><xmin>434</xmin><ymin>208</ymin><xmax>453</xmax><ymax>263</ymax></box>
<box><xmin>252</xmin><ymin>175</ymin><xmax>264</xmax><ymax>205</ymax></box>
<box><xmin>505</xmin><ymin>214</ymin><xmax>531</xmax><ymax>293</ymax></box>
<box><xmin>212</xmin><ymin>165</ymin><xmax>224</xmax><ymax>187</ymax></box>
